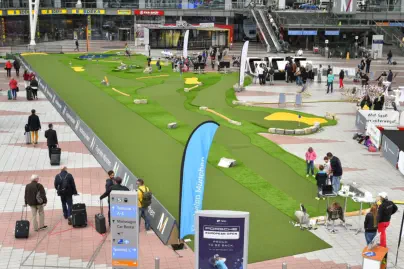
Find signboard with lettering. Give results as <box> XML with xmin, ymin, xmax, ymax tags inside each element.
<box><xmin>111</xmin><ymin>191</ymin><xmax>139</xmax><ymax>268</ymax></box>
<box><xmin>7</xmin><ymin>10</ymin><xmax>33</xmax><ymax>15</ymax></box>
<box><xmin>325</xmin><ymin>30</ymin><xmax>340</xmax><ymax>36</ymax></box>
<box><xmin>195</xmin><ymin>211</ymin><xmax>249</xmax><ymax>269</ymax></box>
<box><xmin>288</xmin><ymin>30</ymin><xmax>317</xmax><ymax>36</ymax></box>
<box><xmin>357</xmin><ymin>110</ymin><xmax>400</xmax><ymax>128</ymax></box>
<box><xmin>382</xmin><ymin>134</ymin><xmax>400</xmax><ymax>167</ymax></box>
<box><xmin>41</xmin><ymin>9</ymin><xmax>68</xmax><ymax>14</ymax></box>
<box><xmin>366</xmin><ymin>123</ymin><xmax>381</xmax><ymax>148</ymax></box>
<box><xmin>72</xmin><ymin>9</ymin><xmax>105</xmax><ymax>14</ymax></box>
<box><xmin>117</xmin><ymin>9</ymin><xmax>131</xmax><ymax>15</ymax></box>
<box><xmin>333</xmin><ymin>0</ymin><xmax>357</xmax><ymax>14</ymax></box>
<box><xmin>134</xmin><ymin>10</ymin><xmax>164</xmax><ymax>16</ymax></box>
<box><xmin>18</xmin><ymin>55</ymin><xmax>177</xmax><ymax>246</ymax></box>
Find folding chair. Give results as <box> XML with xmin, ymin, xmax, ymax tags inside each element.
<box><xmin>278</xmin><ymin>93</ymin><xmax>286</xmax><ymax>107</ymax></box>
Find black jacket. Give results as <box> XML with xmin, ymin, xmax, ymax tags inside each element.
<box><xmin>28</xmin><ymin>114</ymin><xmax>41</xmax><ymax>131</ymax></box>
<box><xmin>13</xmin><ymin>60</ymin><xmax>20</xmax><ymax>70</ymax></box>
<box><xmin>339</xmin><ymin>71</ymin><xmax>345</xmax><ymax>79</ymax></box>
<box><xmin>387</xmin><ymin>72</ymin><xmax>393</xmax><ymax>82</ymax></box>
<box><xmin>373</xmin><ymin>96</ymin><xmax>384</xmax><ymax>110</ymax></box>
<box><xmin>378</xmin><ymin>199</ymin><xmax>398</xmax><ymax>223</ymax></box>
<box><xmin>30</xmin><ymin>79</ymin><xmax>38</xmax><ymax>88</ymax></box>
<box><xmin>105</xmin><ymin>178</ymin><xmax>114</xmax><ymax>192</ymax></box>
<box><xmin>45</xmin><ymin>129</ymin><xmax>58</xmax><ymax>146</ymax></box>
<box><xmin>100</xmin><ymin>184</ymin><xmax>129</xmax><ymax>204</ymax></box>
<box><xmin>54</xmin><ymin>171</ymin><xmax>78</xmax><ymax>197</ymax></box>
<box><xmin>25</xmin><ymin>181</ymin><xmax>47</xmax><ymax>206</ymax></box>
<box><xmin>315</xmin><ymin>172</ymin><xmax>328</xmax><ymax>187</ymax></box>
<box><xmin>360</xmin><ymin>99</ymin><xmax>373</xmax><ymax>109</ymax></box>
<box><xmin>330</xmin><ymin>156</ymin><xmax>343</xmax><ymax>177</ymax></box>
<box><xmin>364</xmin><ymin>212</ymin><xmax>377</xmax><ymax>232</ymax></box>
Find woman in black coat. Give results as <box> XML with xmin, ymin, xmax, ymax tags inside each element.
<box><xmin>373</xmin><ymin>94</ymin><xmax>384</xmax><ymax>110</ymax></box>
<box><xmin>27</xmin><ymin>109</ymin><xmax>41</xmax><ymax>144</ymax></box>
<box><xmin>360</xmin><ymin>95</ymin><xmax>373</xmax><ymax>109</ymax></box>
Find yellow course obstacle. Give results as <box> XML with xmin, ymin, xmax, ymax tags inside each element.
<box><xmin>71</xmin><ymin>66</ymin><xmax>85</xmax><ymax>72</ymax></box>
<box><xmin>112</xmin><ymin>88</ymin><xmax>130</xmax><ymax>97</ymax></box>
<box><xmin>200</xmin><ymin>107</ymin><xmax>241</xmax><ymax>125</ymax></box>
<box><xmin>265</xmin><ymin>112</ymin><xmax>327</xmax><ymax>125</ymax></box>
<box><xmin>136</xmin><ymin>75</ymin><xmax>169</xmax><ymax>80</ymax></box>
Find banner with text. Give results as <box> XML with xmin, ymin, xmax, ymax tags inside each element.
<box><xmin>18</xmin><ymin>56</ymin><xmax>176</xmax><ymax>245</ymax></box>
<box><xmin>195</xmin><ymin>211</ymin><xmax>249</xmax><ymax>269</ymax></box>
<box><xmin>399</xmin><ymin>151</ymin><xmax>404</xmax><ymax>176</ymax></box>
<box><xmin>239</xmin><ymin>41</ymin><xmax>249</xmax><ymax>88</ymax></box>
<box><xmin>382</xmin><ymin>135</ymin><xmax>400</xmax><ymax>167</ymax></box>
<box><xmin>355</xmin><ymin>110</ymin><xmax>367</xmax><ymax>133</ymax></box>
<box><xmin>367</xmin><ymin>123</ymin><xmax>382</xmax><ymax>148</ymax></box>
<box><xmin>357</xmin><ymin>110</ymin><xmax>400</xmax><ymax>128</ymax></box>
<box><xmin>179</xmin><ymin>121</ymin><xmax>219</xmax><ymax>239</ymax></box>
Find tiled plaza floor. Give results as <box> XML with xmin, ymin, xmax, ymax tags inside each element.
<box><xmin>0</xmin><ymin>54</ymin><xmax>402</xmax><ymax>269</ymax></box>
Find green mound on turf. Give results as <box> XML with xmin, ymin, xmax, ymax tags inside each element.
<box><xmin>25</xmin><ymin>53</ymin><xmax>354</xmax><ymax>263</ymax></box>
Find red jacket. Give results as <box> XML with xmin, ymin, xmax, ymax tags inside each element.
<box><xmin>23</xmin><ymin>73</ymin><xmax>30</xmax><ymax>81</ymax></box>
<box><xmin>9</xmin><ymin>79</ymin><xmax>18</xmax><ymax>89</ymax></box>
<box><xmin>5</xmin><ymin>61</ymin><xmax>12</xmax><ymax>69</ymax></box>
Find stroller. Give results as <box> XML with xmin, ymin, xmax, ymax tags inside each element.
<box><xmin>232</xmin><ymin>56</ymin><xmax>240</xmax><ymax>67</ymax></box>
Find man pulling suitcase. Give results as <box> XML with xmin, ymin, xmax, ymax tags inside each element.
<box><xmin>45</xmin><ymin>124</ymin><xmax>59</xmax><ymax>163</ymax></box>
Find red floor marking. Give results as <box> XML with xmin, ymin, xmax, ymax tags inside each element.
<box><xmin>49</xmin><ymin>227</ymin><xmax>74</xmax><ymax>236</ymax></box>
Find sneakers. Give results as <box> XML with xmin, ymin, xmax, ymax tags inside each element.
<box><xmin>36</xmin><ymin>226</ymin><xmax>48</xmax><ymax>232</ymax></box>
<box><xmin>315</xmin><ymin>197</ymin><xmax>320</xmax><ymax>200</ymax></box>
<box><xmin>306</xmin><ymin>174</ymin><xmax>309</xmax><ymax>177</ymax></box>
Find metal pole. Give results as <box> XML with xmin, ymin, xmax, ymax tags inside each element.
<box><xmin>282</xmin><ymin>262</ymin><xmax>287</xmax><ymax>269</ymax></box>
<box><xmin>155</xmin><ymin>257</ymin><xmax>160</xmax><ymax>269</ymax></box>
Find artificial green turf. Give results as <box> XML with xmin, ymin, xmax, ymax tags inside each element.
<box><xmin>25</xmin><ymin>53</ymin><xmax>350</xmax><ymax>262</ymax></box>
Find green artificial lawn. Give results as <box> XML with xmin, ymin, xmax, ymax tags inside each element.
<box><xmin>25</xmin><ymin>53</ymin><xmax>356</xmax><ymax>263</ymax></box>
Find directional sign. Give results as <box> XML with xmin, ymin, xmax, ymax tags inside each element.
<box><xmin>111</xmin><ymin>191</ymin><xmax>139</xmax><ymax>268</ymax></box>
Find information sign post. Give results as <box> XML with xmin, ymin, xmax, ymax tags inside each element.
<box><xmin>111</xmin><ymin>191</ymin><xmax>139</xmax><ymax>268</ymax></box>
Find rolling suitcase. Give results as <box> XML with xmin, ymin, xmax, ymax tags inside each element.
<box><xmin>95</xmin><ymin>200</ymin><xmax>107</xmax><ymax>234</ymax></box>
<box><xmin>25</xmin><ymin>132</ymin><xmax>31</xmax><ymax>144</ymax></box>
<box><xmin>50</xmin><ymin>147</ymin><xmax>61</xmax><ymax>165</ymax></box>
<box><xmin>26</xmin><ymin>87</ymin><xmax>33</xmax><ymax>101</ymax></box>
<box><xmin>15</xmin><ymin>206</ymin><xmax>30</xmax><ymax>238</ymax></box>
<box><xmin>72</xmin><ymin>203</ymin><xmax>87</xmax><ymax>228</ymax></box>
<box><xmin>7</xmin><ymin>90</ymin><xmax>12</xmax><ymax>100</ymax></box>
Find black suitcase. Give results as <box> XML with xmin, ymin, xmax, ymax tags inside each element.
<box><xmin>26</xmin><ymin>87</ymin><xmax>33</xmax><ymax>101</ymax></box>
<box><xmin>15</xmin><ymin>206</ymin><xmax>30</xmax><ymax>238</ymax></box>
<box><xmin>72</xmin><ymin>203</ymin><xmax>87</xmax><ymax>228</ymax></box>
<box><xmin>95</xmin><ymin>201</ymin><xmax>107</xmax><ymax>234</ymax></box>
<box><xmin>50</xmin><ymin>147</ymin><xmax>61</xmax><ymax>165</ymax></box>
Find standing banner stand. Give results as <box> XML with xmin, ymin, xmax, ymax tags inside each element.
<box><xmin>195</xmin><ymin>211</ymin><xmax>249</xmax><ymax>269</ymax></box>
<box><xmin>110</xmin><ymin>190</ymin><xmax>139</xmax><ymax>268</ymax></box>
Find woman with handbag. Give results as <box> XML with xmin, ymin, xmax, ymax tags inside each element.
<box><xmin>9</xmin><ymin>77</ymin><xmax>18</xmax><ymax>100</ymax></box>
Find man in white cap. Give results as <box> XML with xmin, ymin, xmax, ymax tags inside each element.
<box><xmin>377</xmin><ymin>192</ymin><xmax>398</xmax><ymax>247</ymax></box>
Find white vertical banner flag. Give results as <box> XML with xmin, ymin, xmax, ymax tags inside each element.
<box><xmin>183</xmin><ymin>30</ymin><xmax>189</xmax><ymax>59</ymax></box>
<box><xmin>239</xmin><ymin>41</ymin><xmax>249</xmax><ymax>87</ymax></box>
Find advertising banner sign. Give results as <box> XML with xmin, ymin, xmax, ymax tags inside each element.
<box><xmin>355</xmin><ymin>110</ymin><xmax>367</xmax><ymax>133</ymax></box>
<box><xmin>372</xmin><ymin>35</ymin><xmax>384</xmax><ymax>59</ymax></box>
<box><xmin>333</xmin><ymin>0</ymin><xmax>357</xmax><ymax>14</ymax></box>
<box><xmin>183</xmin><ymin>30</ymin><xmax>189</xmax><ymax>59</ymax></box>
<box><xmin>399</xmin><ymin>151</ymin><xmax>404</xmax><ymax>176</ymax></box>
<box><xmin>239</xmin><ymin>41</ymin><xmax>249</xmax><ymax>87</ymax></box>
<box><xmin>18</xmin><ymin>56</ymin><xmax>177</xmax><ymax>245</ymax></box>
<box><xmin>357</xmin><ymin>110</ymin><xmax>400</xmax><ymax>128</ymax></box>
<box><xmin>367</xmin><ymin>123</ymin><xmax>382</xmax><ymax>148</ymax></box>
<box><xmin>134</xmin><ymin>10</ymin><xmax>164</xmax><ymax>16</ymax></box>
<box><xmin>195</xmin><ymin>211</ymin><xmax>249</xmax><ymax>269</ymax></box>
<box><xmin>179</xmin><ymin>121</ymin><xmax>219</xmax><ymax>239</ymax></box>
<box><xmin>382</xmin><ymin>135</ymin><xmax>400</xmax><ymax>167</ymax></box>
<box><xmin>117</xmin><ymin>9</ymin><xmax>131</xmax><ymax>15</ymax></box>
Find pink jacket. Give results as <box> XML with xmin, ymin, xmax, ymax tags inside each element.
<box><xmin>305</xmin><ymin>151</ymin><xmax>317</xmax><ymax>161</ymax></box>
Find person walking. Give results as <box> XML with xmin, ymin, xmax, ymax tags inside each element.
<box><xmin>377</xmin><ymin>192</ymin><xmax>398</xmax><ymax>247</ymax></box>
<box><xmin>327</xmin><ymin>152</ymin><xmax>343</xmax><ymax>192</ymax></box>
<box><xmin>268</xmin><ymin>66</ymin><xmax>275</xmax><ymax>85</ymax></box>
<box><xmin>9</xmin><ymin>77</ymin><xmax>18</xmax><ymax>100</ymax></box>
<box><xmin>305</xmin><ymin>147</ymin><xmax>317</xmax><ymax>177</ymax></box>
<box><xmin>339</xmin><ymin>69</ymin><xmax>345</xmax><ymax>89</ymax></box>
<box><xmin>74</xmin><ymin>39</ymin><xmax>79</xmax><ymax>52</ymax></box>
<box><xmin>44</xmin><ymin>124</ymin><xmax>58</xmax><ymax>161</ymax></box>
<box><xmin>55</xmin><ymin>167</ymin><xmax>78</xmax><ymax>220</ymax></box>
<box><xmin>23</xmin><ymin>70</ymin><xmax>31</xmax><ymax>88</ymax></box>
<box><xmin>100</xmin><ymin>176</ymin><xmax>129</xmax><ymax>226</ymax></box>
<box><xmin>315</xmin><ymin>165</ymin><xmax>328</xmax><ymax>198</ymax></box>
<box><xmin>28</xmin><ymin>109</ymin><xmax>41</xmax><ymax>144</ymax></box>
<box><xmin>387</xmin><ymin>50</ymin><xmax>392</xmax><ymax>65</ymax></box>
<box><xmin>137</xmin><ymin>179</ymin><xmax>151</xmax><ymax>231</ymax></box>
<box><xmin>156</xmin><ymin>58</ymin><xmax>161</xmax><ymax>72</ymax></box>
<box><xmin>24</xmin><ymin>174</ymin><xmax>47</xmax><ymax>232</ymax></box>
<box><xmin>387</xmin><ymin>70</ymin><xmax>393</xmax><ymax>83</ymax></box>
<box><xmin>13</xmin><ymin>59</ymin><xmax>20</xmax><ymax>77</ymax></box>
<box><xmin>30</xmin><ymin>76</ymin><xmax>39</xmax><ymax>100</ymax></box>
<box><xmin>105</xmin><ymin>170</ymin><xmax>115</xmax><ymax>192</ymax></box>
<box><xmin>5</xmin><ymin>60</ymin><xmax>12</xmax><ymax>77</ymax></box>
<box><xmin>257</xmin><ymin>64</ymin><xmax>264</xmax><ymax>85</ymax></box>
<box><xmin>364</xmin><ymin>204</ymin><xmax>378</xmax><ymax>245</ymax></box>
<box><xmin>326</xmin><ymin>71</ymin><xmax>334</xmax><ymax>94</ymax></box>
<box><xmin>365</xmin><ymin>57</ymin><xmax>371</xmax><ymax>73</ymax></box>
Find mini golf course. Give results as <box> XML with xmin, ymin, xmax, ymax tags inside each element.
<box><xmin>24</xmin><ymin>53</ymin><xmax>358</xmax><ymax>263</ymax></box>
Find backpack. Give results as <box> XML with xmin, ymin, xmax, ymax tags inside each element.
<box><xmin>139</xmin><ymin>186</ymin><xmax>152</xmax><ymax>208</ymax></box>
<box><xmin>57</xmin><ymin>173</ymin><xmax>69</xmax><ymax>196</ymax></box>
<box><xmin>24</xmin><ymin>124</ymin><xmax>29</xmax><ymax>133</ymax></box>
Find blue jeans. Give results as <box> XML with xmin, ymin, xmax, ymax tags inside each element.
<box><xmin>306</xmin><ymin>161</ymin><xmax>314</xmax><ymax>175</ymax></box>
<box><xmin>327</xmin><ymin>82</ymin><xmax>333</xmax><ymax>93</ymax></box>
<box><xmin>139</xmin><ymin>207</ymin><xmax>151</xmax><ymax>231</ymax></box>
<box><xmin>332</xmin><ymin>176</ymin><xmax>341</xmax><ymax>192</ymax></box>
<box><xmin>365</xmin><ymin>231</ymin><xmax>376</xmax><ymax>245</ymax></box>
<box><xmin>61</xmin><ymin>196</ymin><xmax>73</xmax><ymax>218</ymax></box>
<box><xmin>11</xmin><ymin>88</ymin><xmax>17</xmax><ymax>99</ymax></box>
<box><xmin>388</xmin><ymin>57</ymin><xmax>392</xmax><ymax>64</ymax></box>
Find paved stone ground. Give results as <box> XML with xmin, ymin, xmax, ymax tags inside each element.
<box><xmin>0</xmin><ymin>72</ymin><xmax>365</xmax><ymax>269</ymax></box>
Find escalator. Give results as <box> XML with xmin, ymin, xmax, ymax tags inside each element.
<box><xmin>249</xmin><ymin>7</ymin><xmax>271</xmax><ymax>52</ymax></box>
<box><xmin>257</xmin><ymin>9</ymin><xmax>282</xmax><ymax>52</ymax></box>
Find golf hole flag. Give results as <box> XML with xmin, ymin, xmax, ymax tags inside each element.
<box><xmin>179</xmin><ymin>121</ymin><xmax>219</xmax><ymax>239</ymax></box>
<box><xmin>195</xmin><ymin>210</ymin><xmax>250</xmax><ymax>269</ymax></box>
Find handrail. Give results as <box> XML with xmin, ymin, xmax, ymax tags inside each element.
<box><xmin>250</xmin><ymin>7</ymin><xmax>270</xmax><ymax>52</ymax></box>
<box><xmin>258</xmin><ymin>9</ymin><xmax>282</xmax><ymax>51</ymax></box>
